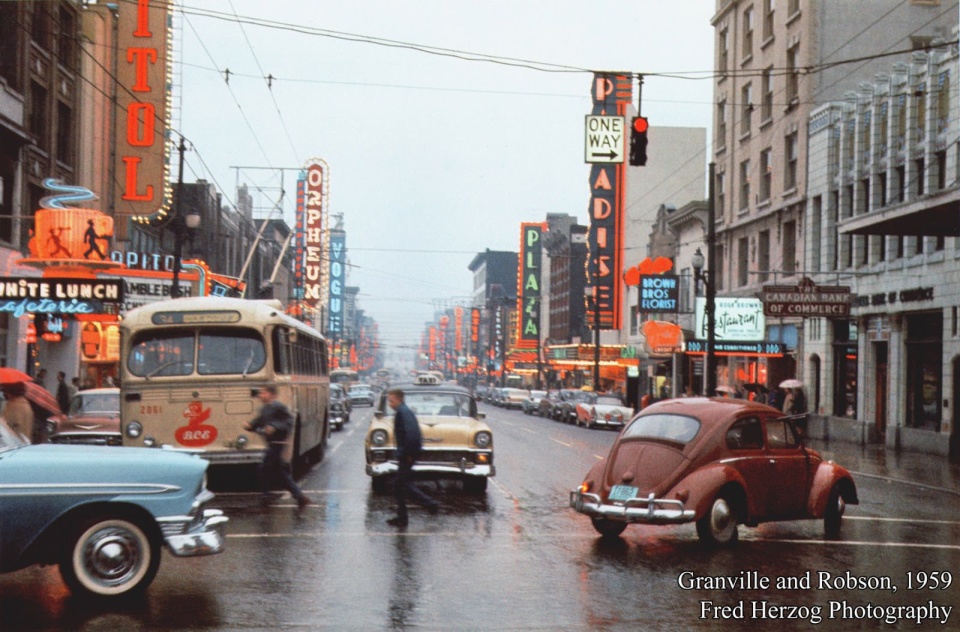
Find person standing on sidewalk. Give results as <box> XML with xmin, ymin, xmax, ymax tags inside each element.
<box><xmin>244</xmin><ymin>385</ymin><xmax>312</xmax><ymax>512</ymax></box>
<box><xmin>386</xmin><ymin>388</ymin><xmax>438</xmax><ymax>527</ymax></box>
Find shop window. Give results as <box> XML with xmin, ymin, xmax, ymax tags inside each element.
<box><xmin>906</xmin><ymin>313</ymin><xmax>942</xmax><ymax>431</ymax></box>
<box><xmin>832</xmin><ymin>320</ymin><xmax>858</xmax><ymax>417</ymax></box>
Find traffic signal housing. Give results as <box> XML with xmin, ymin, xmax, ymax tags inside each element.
<box><xmin>630</xmin><ymin>116</ymin><xmax>648</xmax><ymax>166</ymax></box>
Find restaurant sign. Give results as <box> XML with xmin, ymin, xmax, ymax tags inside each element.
<box><xmin>0</xmin><ymin>278</ymin><xmax>123</xmax><ymax>317</ymax></box>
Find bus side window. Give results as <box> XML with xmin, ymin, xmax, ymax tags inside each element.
<box><xmin>273</xmin><ymin>328</ymin><xmax>290</xmax><ymax>375</ymax></box>
<box><xmin>319</xmin><ymin>340</ymin><xmax>328</xmax><ymax>375</ymax></box>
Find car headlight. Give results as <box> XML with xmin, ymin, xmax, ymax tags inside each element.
<box><xmin>46</xmin><ymin>420</ymin><xmax>58</xmax><ymax>435</ymax></box>
<box><xmin>370</xmin><ymin>429</ymin><xmax>388</xmax><ymax>447</ymax></box>
<box><xmin>143</xmin><ymin>435</ymin><xmax>156</xmax><ymax>447</ymax></box>
<box><xmin>126</xmin><ymin>421</ymin><xmax>143</xmax><ymax>438</ymax></box>
<box><xmin>331</xmin><ymin>403</ymin><xmax>342</xmax><ymax>411</ymax></box>
<box><xmin>474</xmin><ymin>431</ymin><xmax>492</xmax><ymax>448</ymax></box>
<box><xmin>236</xmin><ymin>435</ymin><xmax>248</xmax><ymax>448</ymax></box>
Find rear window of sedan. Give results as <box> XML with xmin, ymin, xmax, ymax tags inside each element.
<box><xmin>622</xmin><ymin>413</ymin><xmax>700</xmax><ymax>444</ymax></box>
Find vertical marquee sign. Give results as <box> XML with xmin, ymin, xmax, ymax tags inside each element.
<box><xmin>586</xmin><ymin>73</ymin><xmax>631</xmax><ymax>330</ymax></box>
<box><xmin>517</xmin><ymin>223</ymin><xmax>544</xmax><ymax>348</ymax></box>
<box><xmin>116</xmin><ymin>0</ymin><xmax>174</xmax><ymax>233</ymax></box>
<box><xmin>293</xmin><ymin>176</ymin><xmax>305</xmax><ymax>306</ymax></box>
<box><xmin>327</xmin><ymin>229</ymin><xmax>346</xmax><ymax>334</ymax></box>
<box><xmin>302</xmin><ymin>158</ymin><xmax>329</xmax><ymax>309</ymax></box>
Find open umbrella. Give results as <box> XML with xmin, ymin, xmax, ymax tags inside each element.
<box><xmin>22</xmin><ymin>381</ymin><xmax>62</xmax><ymax>416</ymax></box>
<box><xmin>0</xmin><ymin>367</ymin><xmax>32</xmax><ymax>384</ymax></box>
<box><xmin>779</xmin><ymin>379</ymin><xmax>804</xmax><ymax>389</ymax></box>
<box><xmin>715</xmin><ymin>385</ymin><xmax>736</xmax><ymax>394</ymax></box>
<box><xmin>743</xmin><ymin>382</ymin><xmax>769</xmax><ymax>394</ymax></box>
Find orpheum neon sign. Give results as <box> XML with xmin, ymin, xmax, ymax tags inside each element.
<box><xmin>301</xmin><ymin>159</ymin><xmax>329</xmax><ymax>308</ymax></box>
<box><xmin>117</xmin><ymin>0</ymin><xmax>173</xmax><ymax>227</ymax></box>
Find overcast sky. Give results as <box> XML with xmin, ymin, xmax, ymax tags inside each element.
<box><xmin>176</xmin><ymin>0</ymin><xmax>715</xmax><ymax>359</ymax></box>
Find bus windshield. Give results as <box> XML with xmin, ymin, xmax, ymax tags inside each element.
<box><xmin>128</xmin><ymin>328</ymin><xmax>266</xmax><ymax>377</ymax></box>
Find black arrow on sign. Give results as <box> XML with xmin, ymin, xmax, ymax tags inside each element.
<box><xmin>590</xmin><ymin>150</ymin><xmax>620</xmax><ymax>160</ymax></box>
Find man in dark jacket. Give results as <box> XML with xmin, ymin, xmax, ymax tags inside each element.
<box><xmin>56</xmin><ymin>371</ymin><xmax>71</xmax><ymax>414</ymax></box>
<box><xmin>244</xmin><ymin>385</ymin><xmax>312</xmax><ymax>511</ymax></box>
<box><xmin>386</xmin><ymin>388</ymin><xmax>438</xmax><ymax>527</ymax></box>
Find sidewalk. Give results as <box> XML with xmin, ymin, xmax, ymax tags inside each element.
<box><xmin>806</xmin><ymin>438</ymin><xmax>960</xmax><ymax>496</ymax></box>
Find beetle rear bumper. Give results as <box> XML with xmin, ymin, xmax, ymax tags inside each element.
<box><xmin>570</xmin><ymin>490</ymin><xmax>695</xmax><ymax>524</ymax></box>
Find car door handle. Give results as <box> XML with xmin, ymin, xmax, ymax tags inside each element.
<box><xmin>769</xmin><ymin>459</ymin><xmax>776</xmax><ymax>464</ymax></box>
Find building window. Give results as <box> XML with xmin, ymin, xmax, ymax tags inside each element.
<box><xmin>878</xmin><ymin>171</ymin><xmax>888</xmax><ymax>207</ymax></box>
<box><xmin>741</xmin><ymin>83</ymin><xmax>753</xmax><ymax>136</ymax></box>
<box><xmin>811</xmin><ymin>196</ymin><xmax>822</xmax><ymax>271</ymax></box>
<box><xmin>788</xmin><ymin>0</ymin><xmax>800</xmax><ymax>15</ymax></box>
<box><xmin>936</xmin><ymin>150</ymin><xmax>947</xmax><ymax>190</ymax></box>
<box><xmin>844</xmin><ymin>115</ymin><xmax>856</xmax><ymax>172</ymax></box>
<box><xmin>742</xmin><ymin>8</ymin><xmax>754</xmax><ymax>60</ymax></box>
<box><xmin>719</xmin><ymin>29</ymin><xmax>729</xmax><ymax>77</ymax></box>
<box><xmin>760</xmin><ymin>148</ymin><xmax>772</xmax><ymax>201</ymax></box>
<box><xmin>57</xmin><ymin>6</ymin><xmax>76</xmax><ymax>71</ymax></box>
<box><xmin>30</xmin><ymin>3</ymin><xmax>50</xmax><ymax>47</ymax></box>
<box><xmin>761</xmin><ymin>67</ymin><xmax>773</xmax><ymax>122</ymax></box>
<box><xmin>56</xmin><ymin>101</ymin><xmax>72</xmax><ymax>164</ymax></box>
<box><xmin>716</xmin><ymin>100</ymin><xmax>727</xmax><ymax>149</ymax></box>
<box><xmin>895</xmin><ymin>165</ymin><xmax>906</xmax><ymax>202</ymax></box>
<box><xmin>739</xmin><ymin>159</ymin><xmax>751</xmax><ymax>212</ymax></box>
<box><xmin>896</xmin><ymin>93</ymin><xmax>907</xmax><ymax>152</ymax></box>
<box><xmin>878</xmin><ymin>102</ymin><xmax>889</xmax><ymax>155</ymax></box>
<box><xmin>763</xmin><ymin>0</ymin><xmax>775</xmax><ymax>41</ymax></box>
<box><xmin>737</xmin><ymin>237</ymin><xmax>749</xmax><ymax>287</ymax></box>
<box><xmin>715</xmin><ymin>172</ymin><xmax>726</xmax><ymax>220</ymax></box>
<box><xmin>862</xmin><ymin>109</ymin><xmax>872</xmax><ymax>161</ymax></box>
<box><xmin>757</xmin><ymin>230</ymin><xmax>770</xmax><ymax>282</ymax></box>
<box><xmin>29</xmin><ymin>81</ymin><xmax>48</xmax><ymax>142</ymax></box>
<box><xmin>936</xmin><ymin>71</ymin><xmax>950</xmax><ymax>134</ymax></box>
<box><xmin>784</xmin><ymin>132</ymin><xmax>798</xmax><ymax>190</ymax></box>
<box><xmin>783</xmin><ymin>220</ymin><xmax>796</xmax><ymax>274</ymax></box>
<box><xmin>915</xmin><ymin>82</ymin><xmax>926</xmax><ymax>144</ymax></box>
<box><xmin>915</xmin><ymin>157</ymin><xmax>925</xmax><ymax>197</ymax></box>
<box><xmin>786</xmin><ymin>43</ymin><xmax>800</xmax><ymax>106</ymax></box>
<box><xmin>859</xmin><ymin>177</ymin><xmax>870</xmax><ymax>214</ymax></box>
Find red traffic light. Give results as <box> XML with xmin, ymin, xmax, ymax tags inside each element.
<box><xmin>633</xmin><ymin>116</ymin><xmax>649</xmax><ymax>133</ymax></box>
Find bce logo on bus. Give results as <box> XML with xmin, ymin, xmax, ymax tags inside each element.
<box><xmin>175</xmin><ymin>401</ymin><xmax>218</xmax><ymax>447</ymax></box>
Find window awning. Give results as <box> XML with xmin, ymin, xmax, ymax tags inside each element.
<box><xmin>838</xmin><ymin>188</ymin><xmax>960</xmax><ymax>237</ymax></box>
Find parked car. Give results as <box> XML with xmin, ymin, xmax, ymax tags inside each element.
<box><xmin>0</xmin><ymin>418</ymin><xmax>227</xmax><ymax>598</ymax></box>
<box><xmin>330</xmin><ymin>384</ymin><xmax>351</xmax><ymax>431</ymax></box>
<box><xmin>365</xmin><ymin>374</ymin><xmax>494</xmax><ymax>494</ymax></box>
<box><xmin>348</xmin><ymin>384</ymin><xmax>376</xmax><ymax>407</ymax></box>
<box><xmin>575</xmin><ymin>395</ymin><xmax>633</xmax><ymax>429</ymax></box>
<box><xmin>522</xmin><ymin>390</ymin><xmax>548</xmax><ymax>415</ymax></box>
<box><xmin>487</xmin><ymin>388</ymin><xmax>505</xmax><ymax>406</ymax></box>
<box><xmin>570</xmin><ymin>397</ymin><xmax>859</xmax><ymax>544</ymax></box>
<box><xmin>46</xmin><ymin>388</ymin><xmax>121</xmax><ymax>446</ymax></box>
<box><xmin>500</xmin><ymin>387</ymin><xmax>529</xmax><ymax>410</ymax></box>
<box><xmin>537</xmin><ymin>390</ymin><xmax>561</xmax><ymax>418</ymax></box>
<box><xmin>555</xmin><ymin>389</ymin><xmax>595</xmax><ymax>423</ymax></box>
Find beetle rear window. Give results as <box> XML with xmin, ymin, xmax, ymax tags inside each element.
<box><xmin>622</xmin><ymin>414</ymin><xmax>700</xmax><ymax>443</ymax></box>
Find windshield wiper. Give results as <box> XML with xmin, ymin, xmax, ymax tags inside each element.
<box><xmin>145</xmin><ymin>360</ymin><xmax>187</xmax><ymax>379</ymax></box>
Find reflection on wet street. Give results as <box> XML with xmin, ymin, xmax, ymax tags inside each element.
<box><xmin>2</xmin><ymin>406</ymin><xmax>959</xmax><ymax>630</ymax></box>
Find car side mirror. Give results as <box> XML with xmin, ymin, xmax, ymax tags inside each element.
<box><xmin>477</xmin><ymin>412</ymin><xmax>486</xmax><ymax>419</ymax></box>
<box><xmin>374</xmin><ymin>411</ymin><xmax>384</xmax><ymax>419</ymax></box>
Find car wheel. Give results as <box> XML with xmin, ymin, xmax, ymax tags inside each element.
<box><xmin>696</xmin><ymin>494</ymin><xmax>739</xmax><ymax>546</ymax></box>
<box><xmin>463</xmin><ymin>477</ymin><xmax>488</xmax><ymax>494</ymax></box>
<box><xmin>59</xmin><ymin>514</ymin><xmax>161</xmax><ymax>599</ymax></box>
<box><xmin>371</xmin><ymin>477</ymin><xmax>389</xmax><ymax>494</ymax></box>
<box><xmin>591</xmin><ymin>517</ymin><xmax>627</xmax><ymax>539</ymax></box>
<box><xmin>335</xmin><ymin>421</ymin><xmax>343</xmax><ymax>431</ymax></box>
<box><xmin>824</xmin><ymin>484</ymin><xmax>846</xmax><ymax>539</ymax></box>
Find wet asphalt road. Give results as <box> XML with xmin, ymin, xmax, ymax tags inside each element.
<box><xmin>2</xmin><ymin>403</ymin><xmax>959</xmax><ymax>631</ymax></box>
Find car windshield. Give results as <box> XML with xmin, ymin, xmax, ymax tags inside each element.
<box><xmin>0</xmin><ymin>419</ymin><xmax>29</xmax><ymax>450</ymax></box>
<box><xmin>70</xmin><ymin>392</ymin><xmax>119</xmax><ymax>415</ymax></box>
<box><xmin>622</xmin><ymin>413</ymin><xmax>701</xmax><ymax>444</ymax></box>
<box><xmin>404</xmin><ymin>392</ymin><xmax>473</xmax><ymax>417</ymax></box>
<box><xmin>530</xmin><ymin>391</ymin><xmax>547</xmax><ymax>399</ymax></box>
<box><xmin>596</xmin><ymin>396</ymin><xmax>623</xmax><ymax>406</ymax></box>
<box><xmin>569</xmin><ymin>391</ymin><xmax>595</xmax><ymax>402</ymax></box>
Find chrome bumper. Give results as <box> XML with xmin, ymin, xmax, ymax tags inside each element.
<box><xmin>570</xmin><ymin>490</ymin><xmax>695</xmax><ymax>524</ymax></box>
<box><xmin>367</xmin><ymin>460</ymin><xmax>495</xmax><ymax>478</ymax></box>
<box><xmin>161</xmin><ymin>509</ymin><xmax>228</xmax><ymax>557</ymax></box>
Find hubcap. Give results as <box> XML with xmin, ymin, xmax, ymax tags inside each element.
<box><xmin>712</xmin><ymin>499</ymin><xmax>732</xmax><ymax>533</ymax></box>
<box><xmin>83</xmin><ymin>527</ymin><xmax>142</xmax><ymax>586</ymax></box>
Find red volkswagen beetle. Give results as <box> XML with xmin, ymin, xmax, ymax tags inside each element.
<box><xmin>570</xmin><ymin>397</ymin><xmax>858</xmax><ymax>544</ymax></box>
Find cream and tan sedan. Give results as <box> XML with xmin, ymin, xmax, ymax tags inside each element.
<box><xmin>365</xmin><ymin>375</ymin><xmax>494</xmax><ymax>494</ymax></box>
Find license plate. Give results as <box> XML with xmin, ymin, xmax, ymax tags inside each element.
<box><xmin>608</xmin><ymin>485</ymin><xmax>638</xmax><ymax>502</ymax></box>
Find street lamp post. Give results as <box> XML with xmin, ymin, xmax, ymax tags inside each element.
<box><xmin>691</xmin><ymin>247</ymin><xmax>717</xmax><ymax>396</ymax></box>
<box><xmin>584</xmin><ymin>285</ymin><xmax>600</xmax><ymax>392</ymax></box>
<box><xmin>170</xmin><ymin>135</ymin><xmax>201</xmax><ymax>299</ymax></box>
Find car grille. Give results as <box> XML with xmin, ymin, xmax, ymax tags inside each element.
<box><xmin>50</xmin><ymin>435</ymin><xmax>122</xmax><ymax>446</ymax></box>
<box><xmin>371</xmin><ymin>448</ymin><xmax>491</xmax><ymax>465</ymax></box>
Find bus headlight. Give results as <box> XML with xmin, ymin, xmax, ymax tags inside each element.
<box><xmin>126</xmin><ymin>421</ymin><xmax>143</xmax><ymax>438</ymax></box>
<box><xmin>474</xmin><ymin>431</ymin><xmax>492</xmax><ymax>449</ymax></box>
<box><xmin>370</xmin><ymin>429</ymin><xmax>388</xmax><ymax>447</ymax></box>
<box><xmin>236</xmin><ymin>435</ymin><xmax>248</xmax><ymax>449</ymax></box>
<box><xmin>143</xmin><ymin>435</ymin><xmax>156</xmax><ymax>447</ymax></box>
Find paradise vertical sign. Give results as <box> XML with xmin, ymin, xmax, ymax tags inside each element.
<box><xmin>517</xmin><ymin>222</ymin><xmax>545</xmax><ymax>348</ymax></box>
<box><xmin>586</xmin><ymin>73</ymin><xmax>631</xmax><ymax>329</ymax></box>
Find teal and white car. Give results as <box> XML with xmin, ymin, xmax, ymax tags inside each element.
<box><xmin>0</xmin><ymin>419</ymin><xmax>227</xmax><ymax>599</ymax></box>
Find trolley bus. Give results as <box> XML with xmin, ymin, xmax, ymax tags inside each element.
<box><xmin>330</xmin><ymin>368</ymin><xmax>360</xmax><ymax>389</ymax></box>
<box><xmin>120</xmin><ymin>297</ymin><xmax>330</xmax><ymax>474</ymax></box>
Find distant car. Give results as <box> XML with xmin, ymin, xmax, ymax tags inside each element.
<box><xmin>575</xmin><ymin>395</ymin><xmax>633</xmax><ymax>429</ymax></box>
<box><xmin>555</xmin><ymin>389</ymin><xmax>595</xmax><ymax>423</ymax></box>
<box><xmin>522</xmin><ymin>390</ymin><xmax>548</xmax><ymax>415</ymax></box>
<box><xmin>0</xmin><ymin>418</ymin><xmax>227</xmax><ymax>598</ymax></box>
<box><xmin>348</xmin><ymin>384</ymin><xmax>376</xmax><ymax>407</ymax></box>
<box><xmin>500</xmin><ymin>388</ymin><xmax>529</xmax><ymax>410</ymax></box>
<box><xmin>537</xmin><ymin>390</ymin><xmax>561</xmax><ymax>418</ymax></box>
<box><xmin>570</xmin><ymin>397</ymin><xmax>859</xmax><ymax>543</ymax></box>
<box><xmin>365</xmin><ymin>374</ymin><xmax>494</xmax><ymax>494</ymax></box>
<box><xmin>330</xmin><ymin>384</ymin><xmax>351</xmax><ymax>431</ymax></box>
<box><xmin>47</xmin><ymin>388</ymin><xmax>121</xmax><ymax>446</ymax></box>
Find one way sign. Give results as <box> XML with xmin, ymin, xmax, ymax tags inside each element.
<box><xmin>584</xmin><ymin>115</ymin><xmax>625</xmax><ymax>163</ymax></box>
